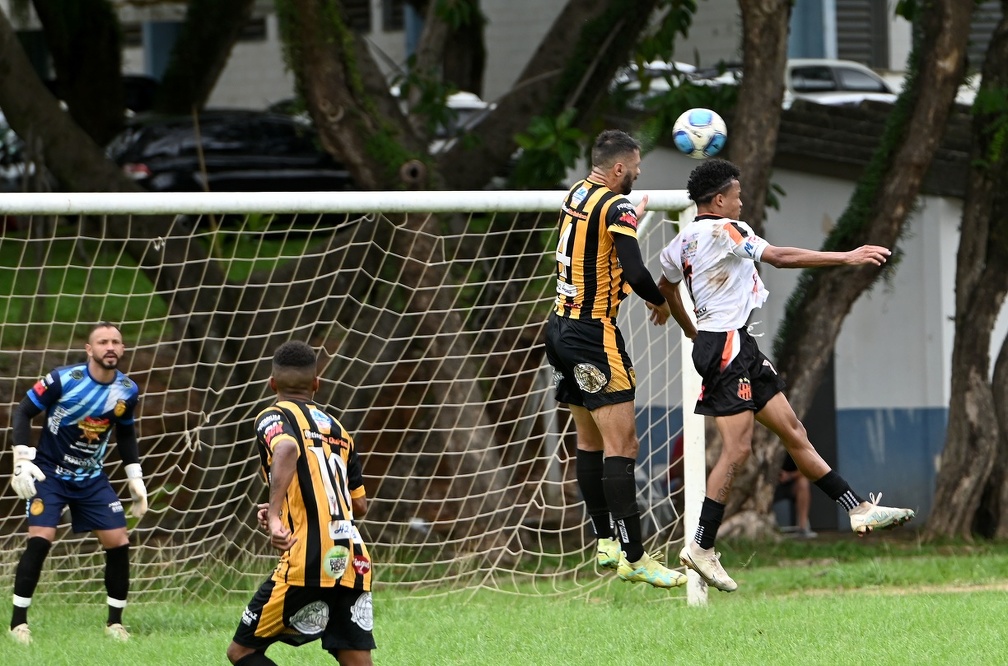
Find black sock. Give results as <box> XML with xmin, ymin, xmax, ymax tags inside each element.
<box><xmin>105</xmin><ymin>544</ymin><xmax>129</xmax><ymax>625</ymax></box>
<box><xmin>11</xmin><ymin>536</ymin><xmax>51</xmax><ymax>629</ymax></box>
<box><xmin>602</xmin><ymin>456</ymin><xmax>644</xmax><ymax>562</ymax></box>
<box><xmin>235</xmin><ymin>652</ymin><xmax>279</xmax><ymax>666</ymax></box>
<box><xmin>694</xmin><ymin>497</ymin><xmax>726</xmax><ymax>550</ymax></box>
<box><xmin>814</xmin><ymin>470</ymin><xmax>863</xmax><ymax>512</ymax></box>
<box><xmin>576</xmin><ymin>449</ymin><xmax>613</xmax><ymax>539</ymax></box>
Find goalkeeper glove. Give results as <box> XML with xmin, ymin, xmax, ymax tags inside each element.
<box><xmin>11</xmin><ymin>445</ymin><xmax>45</xmax><ymax>500</ymax></box>
<box><xmin>125</xmin><ymin>463</ymin><xmax>148</xmax><ymax>519</ymax></box>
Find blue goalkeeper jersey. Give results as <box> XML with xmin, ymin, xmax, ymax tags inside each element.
<box><xmin>26</xmin><ymin>363</ymin><xmax>140</xmax><ymax>481</ymax></box>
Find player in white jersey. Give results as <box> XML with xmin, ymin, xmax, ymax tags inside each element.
<box><xmin>658</xmin><ymin>159</ymin><xmax>915</xmax><ymax>592</ymax></box>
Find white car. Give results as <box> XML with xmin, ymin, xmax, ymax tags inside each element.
<box><xmin>783</xmin><ymin>58</ymin><xmax>898</xmax><ymax>109</ymax></box>
<box><xmin>614</xmin><ymin>57</ymin><xmax>898</xmax><ymax>110</ymax></box>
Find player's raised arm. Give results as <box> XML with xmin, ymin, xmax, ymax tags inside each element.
<box><xmin>760</xmin><ymin>244</ymin><xmax>891</xmax><ymax>269</ymax></box>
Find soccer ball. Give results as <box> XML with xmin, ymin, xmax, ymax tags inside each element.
<box><xmin>672</xmin><ymin>108</ymin><xmax>727</xmax><ymax>159</ymax></box>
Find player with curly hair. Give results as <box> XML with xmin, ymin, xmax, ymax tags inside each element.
<box><xmin>661</xmin><ymin>158</ymin><xmax>914</xmax><ymax>592</ymax></box>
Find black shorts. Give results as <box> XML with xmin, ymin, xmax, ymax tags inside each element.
<box><xmin>232</xmin><ymin>577</ymin><xmax>375</xmax><ymax>654</ymax></box>
<box><xmin>692</xmin><ymin>328</ymin><xmax>786</xmax><ymax>416</ymax></box>
<box><xmin>543</xmin><ymin>312</ymin><xmax>635</xmax><ymax>410</ymax></box>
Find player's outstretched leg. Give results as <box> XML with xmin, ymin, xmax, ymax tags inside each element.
<box><xmin>617</xmin><ymin>551</ymin><xmax>687</xmax><ymax>588</ymax></box>
<box><xmin>849</xmin><ymin>492</ymin><xmax>915</xmax><ymax>536</ymax></box>
<box><xmin>679</xmin><ymin>541</ymin><xmax>738</xmax><ymax>592</ymax></box>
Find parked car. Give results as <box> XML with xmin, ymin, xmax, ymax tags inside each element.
<box><xmin>105</xmin><ymin>109</ymin><xmax>355</xmax><ymax>192</ymax></box>
<box><xmin>613</xmin><ymin>57</ymin><xmax>898</xmax><ymax>110</ymax></box>
<box><xmin>782</xmin><ymin>58</ymin><xmax>897</xmax><ymax>109</ymax></box>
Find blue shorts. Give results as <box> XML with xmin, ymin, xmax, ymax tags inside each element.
<box><xmin>26</xmin><ymin>474</ymin><xmax>127</xmax><ymax>532</ymax></box>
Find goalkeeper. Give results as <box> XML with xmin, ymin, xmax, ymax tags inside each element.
<box><xmin>7</xmin><ymin>322</ymin><xmax>147</xmax><ymax>645</ymax></box>
<box><xmin>227</xmin><ymin>341</ymin><xmax>375</xmax><ymax>666</ymax></box>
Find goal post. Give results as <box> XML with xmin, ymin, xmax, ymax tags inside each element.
<box><xmin>0</xmin><ymin>189</ymin><xmax>707</xmax><ymax>605</ymax></box>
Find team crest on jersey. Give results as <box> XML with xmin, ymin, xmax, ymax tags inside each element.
<box><xmin>571</xmin><ymin>185</ymin><xmax>589</xmax><ymax>206</ymax></box>
<box><xmin>323</xmin><ymin>545</ymin><xmax>349</xmax><ymax>579</ymax></box>
<box><xmin>351</xmin><ymin>592</ymin><xmax>374</xmax><ymax>632</ymax></box>
<box><xmin>737</xmin><ymin>378</ymin><xmax>752</xmax><ymax>401</ymax></box>
<box><xmin>71</xmin><ymin>369</ymin><xmax>84</xmax><ymax>380</ymax></box>
<box><xmin>29</xmin><ymin>498</ymin><xmax>44</xmax><ymax>516</ymax></box>
<box><xmin>290</xmin><ymin>601</ymin><xmax>329</xmax><ymax>635</ymax></box>
<box><xmin>114</xmin><ymin>399</ymin><xmax>127</xmax><ymax>417</ymax></box>
<box><xmin>309</xmin><ymin>407</ymin><xmax>332</xmax><ymax>435</ymax></box>
<box><xmin>573</xmin><ymin>363</ymin><xmax>607</xmax><ymax>394</ymax></box>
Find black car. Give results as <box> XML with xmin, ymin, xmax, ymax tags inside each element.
<box><xmin>105</xmin><ymin>109</ymin><xmax>355</xmax><ymax>192</ymax></box>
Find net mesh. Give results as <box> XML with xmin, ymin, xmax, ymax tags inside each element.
<box><xmin>0</xmin><ymin>194</ymin><xmax>691</xmax><ymax>601</ymax></box>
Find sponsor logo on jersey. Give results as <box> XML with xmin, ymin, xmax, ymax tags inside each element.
<box><xmin>323</xmin><ymin>545</ymin><xmax>350</xmax><ymax>579</ymax></box>
<box><xmin>571</xmin><ymin>185</ymin><xmax>589</xmax><ymax>206</ymax></box>
<box><xmin>329</xmin><ymin>520</ymin><xmax>355</xmax><ymax>541</ymax></box>
<box><xmin>556</xmin><ymin>279</ymin><xmax>578</xmax><ymax>298</ymax></box>
<box><xmin>573</xmin><ymin>363</ymin><xmax>607</xmax><ymax>394</ymax></box>
<box><xmin>737</xmin><ymin>377</ymin><xmax>752</xmax><ymax>401</ymax></box>
<box><xmin>290</xmin><ymin>601</ymin><xmax>329</xmax><ymax>635</ymax></box>
<box><xmin>78</xmin><ymin>416</ymin><xmax>110</xmax><ymax>442</ymax></box>
<box><xmin>350</xmin><ymin>592</ymin><xmax>374</xmax><ymax>632</ymax></box>
<box><xmin>352</xmin><ymin>554</ymin><xmax>371</xmax><ymax>576</ymax></box>
<box><xmin>262</xmin><ymin>422</ymin><xmax>284</xmax><ymax>445</ymax></box>
<box><xmin>109</xmin><ymin>500</ymin><xmax>124</xmax><ymax>514</ymax></box>
<box><xmin>241</xmin><ymin>607</ymin><xmax>258</xmax><ymax>626</ymax></box>
<box><xmin>114</xmin><ymin>399</ymin><xmax>127</xmax><ymax>418</ymax></box>
<box><xmin>561</xmin><ymin>203</ymin><xmax>587</xmax><ymax>220</ymax></box>
<box><xmin>30</xmin><ymin>498</ymin><xmax>44</xmax><ymax>516</ymax></box>
<box><xmin>617</xmin><ymin>212</ymin><xmax>639</xmax><ymax>230</ymax></box>
<box><xmin>309</xmin><ymin>407</ymin><xmax>332</xmax><ymax>434</ymax></box>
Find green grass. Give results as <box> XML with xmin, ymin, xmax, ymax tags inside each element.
<box><xmin>3</xmin><ymin>534</ymin><xmax>1007</xmax><ymax>665</ymax></box>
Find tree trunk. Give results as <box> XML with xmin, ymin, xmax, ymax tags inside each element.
<box><xmin>729</xmin><ymin>0</ymin><xmax>792</xmax><ymax>237</ymax></box>
<box><xmin>721</xmin><ymin>0</ymin><xmax>973</xmax><ymax>535</ymax></box>
<box><xmin>153</xmin><ymin>0</ymin><xmax>257</xmax><ymax>114</ymax></box>
<box><xmin>31</xmin><ymin>0</ymin><xmax>125</xmax><ymax>146</ymax></box>
<box><xmin>927</xmin><ymin>1</ymin><xmax>1008</xmax><ymax>539</ymax></box>
<box><xmin>438</xmin><ymin>0</ymin><xmax>660</xmax><ymax>191</ymax></box>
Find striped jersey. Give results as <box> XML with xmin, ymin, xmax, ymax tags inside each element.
<box><xmin>659</xmin><ymin>214</ymin><xmax>770</xmax><ymax>332</ymax></box>
<box><xmin>553</xmin><ymin>176</ymin><xmax>642</xmax><ymax>320</ymax></box>
<box><xmin>254</xmin><ymin>400</ymin><xmax>371</xmax><ymax>591</ymax></box>
<box><xmin>26</xmin><ymin>363</ymin><xmax>139</xmax><ymax>481</ymax></box>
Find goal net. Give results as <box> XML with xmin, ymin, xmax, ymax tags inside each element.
<box><xmin>0</xmin><ymin>190</ymin><xmax>703</xmax><ymax>604</ymax></box>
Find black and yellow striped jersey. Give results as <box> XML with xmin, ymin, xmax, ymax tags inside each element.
<box><xmin>553</xmin><ymin>176</ymin><xmax>641</xmax><ymax>320</ymax></box>
<box><xmin>254</xmin><ymin>400</ymin><xmax>371</xmax><ymax>591</ymax></box>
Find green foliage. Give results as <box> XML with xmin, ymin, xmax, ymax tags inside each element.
<box><xmin>392</xmin><ymin>58</ymin><xmax>459</xmax><ymax>138</ymax></box>
<box><xmin>635</xmin><ymin>0</ymin><xmax>700</xmax><ymax>64</ymax></box>
<box><xmin>972</xmin><ymin>86</ymin><xmax>1008</xmax><ymax>166</ymax></box>
<box><xmin>434</xmin><ymin>0</ymin><xmax>484</xmax><ymax>30</ymax></box>
<box><xmin>510</xmin><ymin>109</ymin><xmax>587</xmax><ymax>188</ymax></box>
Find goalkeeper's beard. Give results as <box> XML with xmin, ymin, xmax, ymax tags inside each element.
<box><xmin>99</xmin><ymin>353</ymin><xmax>120</xmax><ymax>369</ymax></box>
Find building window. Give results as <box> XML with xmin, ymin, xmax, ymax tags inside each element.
<box><xmin>382</xmin><ymin>0</ymin><xmax>406</xmax><ymax>32</ymax></box>
<box><xmin>343</xmin><ymin>0</ymin><xmax>372</xmax><ymax>32</ymax></box>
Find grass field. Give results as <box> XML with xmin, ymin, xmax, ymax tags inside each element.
<box><xmin>2</xmin><ymin>532</ymin><xmax>1006</xmax><ymax>665</ymax></box>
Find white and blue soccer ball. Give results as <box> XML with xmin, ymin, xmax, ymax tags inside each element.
<box><xmin>672</xmin><ymin>108</ymin><xmax>727</xmax><ymax>159</ymax></box>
